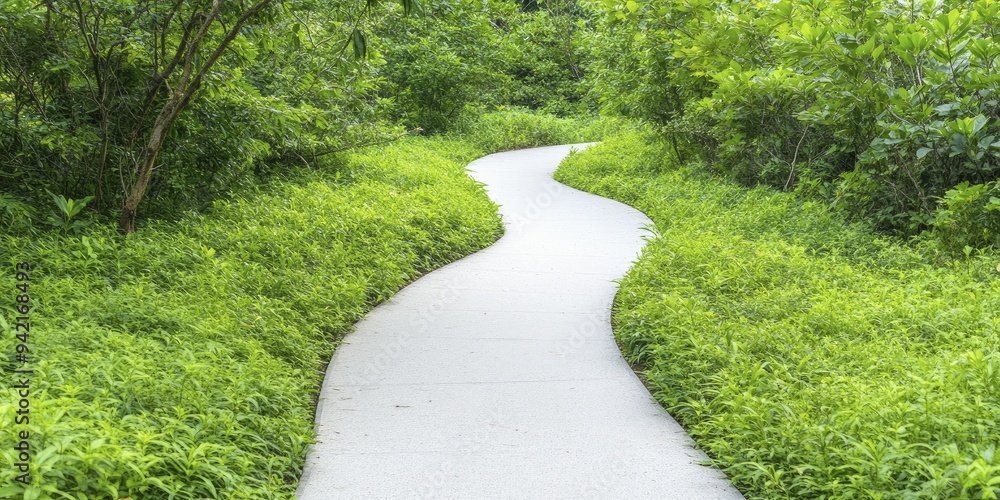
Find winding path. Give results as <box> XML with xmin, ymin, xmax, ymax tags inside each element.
<box><xmin>296</xmin><ymin>145</ymin><xmax>744</xmax><ymax>499</ymax></box>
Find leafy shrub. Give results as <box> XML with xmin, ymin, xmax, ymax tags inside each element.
<box><xmin>586</xmin><ymin>0</ymin><xmax>1000</xmax><ymax>241</ymax></box>
<box><xmin>0</xmin><ymin>0</ymin><xmax>390</xmax><ymax>228</ymax></box>
<box><xmin>495</xmin><ymin>6</ymin><xmax>589</xmax><ymax>116</ymax></box>
<box><xmin>44</xmin><ymin>191</ymin><xmax>94</xmax><ymax>234</ymax></box>
<box><xmin>375</xmin><ymin>1</ymin><xmax>513</xmax><ymax>133</ymax></box>
<box><xmin>927</xmin><ymin>181</ymin><xmax>1000</xmax><ymax>255</ymax></box>
<box><xmin>375</xmin><ymin>0</ymin><xmax>592</xmax><ymax>133</ymax></box>
<box><xmin>556</xmin><ymin>130</ymin><xmax>1000</xmax><ymax>499</ymax></box>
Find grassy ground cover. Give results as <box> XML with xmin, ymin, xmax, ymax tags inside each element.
<box><xmin>555</xmin><ymin>131</ymin><xmax>1000</xmax><ymax>499</ymax></box>
<box><xmin>0</xmin><ymin>114</ymin><xmax>603</xmax><ymax>499</ymax></box>
<box><xmin>452</xmin><ymin>108</ymin><xmax>620</xmax><ymax>153</ymax></box>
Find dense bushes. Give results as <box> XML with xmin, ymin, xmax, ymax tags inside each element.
<box><xmin>586</xmin><ymin>0</ymin><xmax>1000</xmax><ymax>249</ymax></box>
<box><xmin>375</xmin><ymin>0</ymin><xmax>590</xmax><ymax>133</ymax></box>
<box><xmin>494</xmin><ymin>4</ymin><xmax>589</xmax><ymax>115</ymax></box>
<box><xmin>375</xmin><ymin>2</ymin><xmax>509</xmax><ymax>133</ymax></box>
<box><xmin>0</xmin><ymin>0</ymin><xmax>391</xmax><ymax>231</ymax></box>
<box><xmin>556</xmin><ymin>131</ymin><xmax>1000</xmax><ymax>499</ymax></box>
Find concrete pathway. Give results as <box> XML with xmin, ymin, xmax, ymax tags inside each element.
<box><xmin>296</xmin><ymin>145</ymin><xmax>744</xmax><ymax>499</ymax></box>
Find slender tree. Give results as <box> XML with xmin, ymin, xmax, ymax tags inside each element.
<box><xmin>117</xmin><ymin>0</ymin><xmax>275</xmax><ymax>233</ymax></box>
<box><xmin>1</xmin><ymin>0</ymin><xmax>415</xmax><ymax>232</ymax></box>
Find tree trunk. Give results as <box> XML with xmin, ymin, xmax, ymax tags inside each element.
<box><xmin>119</xmin><ymin>102</ymin><xmax>174</xmax><ymax>233</ymax></box>
<box><xmin>94</xmin><ymin>119</ymin><xmax>109</xmax><ymax>211</ymax></box>
<box><xmin>118</xmin><ymin>156</ymin><xmax>153</xmax><ymax>234</ymax></box>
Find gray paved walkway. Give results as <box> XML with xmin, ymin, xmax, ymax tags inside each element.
<box><xmin>296</xmin><ymin>145</ymin><xmax>744</xmax><ymax>499</ymax></box>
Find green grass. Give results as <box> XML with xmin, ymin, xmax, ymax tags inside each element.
<box><xmin>0</xmin><ymin>111</ymin><xmax>605</xmax><ymax>500</ymax></box>
<box><xmin>452</xmin><ymin>108</ymin><xmax>622</xmax><ymax>153</ymax></box>
<box><xmin>555</xmin><ymin>130</ymin><xmax>1000</xmax><ymax>499</ymax></box>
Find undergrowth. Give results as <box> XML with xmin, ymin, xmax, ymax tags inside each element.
<box><xmin>0</xmin><ymin>112</ymin><xmax>600</xmax><ymax>499</ymax></box>
<box><xmin>453</xmin><ymin>108</ymin><xmax>620</xmax><ymax>152</ymax></box>
<box><xmin>555</xmin><ymin>130</ymin><xmax>1000</xmax><ymax>499</ymax></box>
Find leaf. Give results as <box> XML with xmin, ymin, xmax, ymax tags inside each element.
<box><xmin>399</xmin><ymin>0</ymin><xmax>421</xmax><ymax>15</ymax></box>
<box><xmin>916</xmin><ymin>147</ymin><xmax>933</xmax><ymax>158</ymax></box>
<box><xmin>351</xmin><ymin>29</ymin><xmax>367</xmax><ymax>59</ymax></box>
<box><xmin>934</xmin><ymin>102</ymin><xmax>960</xmax><ymax>115</ymax></box>
<box><xmin>23</xmin><ymin>486</ymin><xmax>41</xmax><ymax>500</ymax></box>
<box><xmin>856</xmin><ymin>36</ymin><xmax>876</xmax><ymax>57</ymax></box>
<box><xmin>45</xmin><ymin>189</ymin><xmax>68</xmax><ymax>216</ymax></box>
<box><xmin>972</xmin><ymin>115</ymin><xmax>988</xmax><ymax>135</ymax></box>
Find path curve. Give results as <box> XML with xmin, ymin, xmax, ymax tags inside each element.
<box><xmin>296</xmin><ymin>144</ymin><xmax>744</xmax><ymax>499</ymax></box>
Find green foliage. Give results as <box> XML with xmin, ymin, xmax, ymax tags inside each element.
<box><xmin>927</xmin><ymin>181</ymin><xmax>1000</xmax><ymax>254</ymax></box>
<box><xmin>44</xmin><ymin>191</ymin><xmax>93</xmax><ymax>234</ymax></box>
<box><xmin>0</xmin><ymin>134</ymin><xmax>506</xmax><ymax>499</ymax></box>
<box><xmin>374</xmin><ymin>0</ymin><xmax>590</xmax><ymax>133</ymax></box>
<box><xmin>0</xmin><ymin>193</ymin><xmax>34</xmax><ymax>234</ymax></box>
<box><xmin>375</xmin><ymin>1</ymin><xmax>516</xmax><ymax>133</ymax></box>
<box><xmin>453</xmin><ymin>108</ymin><xmax>620</xmax><ymax>152</ymax></box>
<box><xmin>585</xmin><ymin>0</ymin><xmax>1000</xmax><ymax>243</ymax></box>
<box><xmin>494</xmin><ymin>4</ymin><xmax>590</xmax><ymax>115</ymax></box>
<box><xmin>1</xmin><ymin>0</ymin><xmax>594</xmax><ymax>228</ymax></box>
<box><xmin>0</xmin><ymin>0</ymin><xmax>395</xmax><ymax>227</ymax></box>
<box><xmin>556</xmin><ymin>130</ymin><xmax>1000</xmax><ymax>499</ymax></box>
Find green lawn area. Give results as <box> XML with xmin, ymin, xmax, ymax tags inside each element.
<box><xmin>555</xmin><ymin>131</ymin><xmax>1000</xmax><ymax>499</ymax></box>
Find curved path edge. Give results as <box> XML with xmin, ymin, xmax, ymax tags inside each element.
<box><xmin>296</xmin><ymin>144</ymin><xmax>744</xmax><ymax>499</ymax></box>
